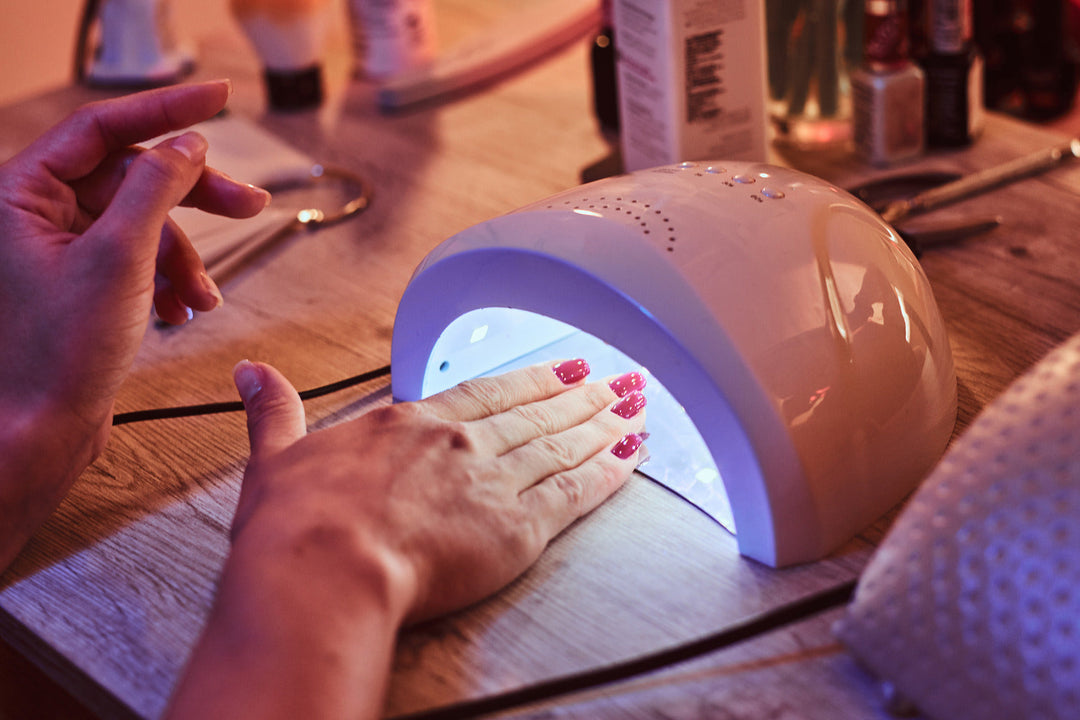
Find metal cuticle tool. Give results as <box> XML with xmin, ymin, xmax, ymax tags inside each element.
<box><xmin>204</xmin><ymin>164</ymin><xmax>373</xmax><ymax>284</ymax></box>
<box><xmin>848</xmin><ymin>139</ymin><xmax>1080</xmax><ymax>256</ymax></box>
<box><xmin>877</xmin><ymin>138</ymin><xmax>1080</xmax><ymax>226</ymax></box>
<box><xmin>155</xmin><ymin>164</ymin><xmax>372</xmax><ymax>329</ymax></box>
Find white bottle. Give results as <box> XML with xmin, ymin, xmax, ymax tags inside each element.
<box><xmin>89</xmin><ymin>0</ymin><xmax>194</xmax><ymax>85</ymax></box>
<box><xmin>350</xmin><ymin>0</ymin><xmax>437</xmax><ymax>79</ymax></box>
<box><xmin>613</xmin><ymin>0</ymin><xmax>768</xmax><ymax>171</ymax></box>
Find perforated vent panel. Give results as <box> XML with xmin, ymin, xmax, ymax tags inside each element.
<box><xmin>836</xmin><ymin>332</ymin><xmax>1080</xmax><ymax>720</ymax></box>
<box><xmin>546</xmin><ymin>195</ymin><xmax>680</xmax><ymax>251</ymax></box>
<box><xmin>536</xmin><ymin>163</ymin><xmax>794</xmax><ymax>256</ymax></box>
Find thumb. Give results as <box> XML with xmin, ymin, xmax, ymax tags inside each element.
<box><xmin>233</xmin><ymin>360</ymin><xmax>307</xmax><ymax>461</ymax></box>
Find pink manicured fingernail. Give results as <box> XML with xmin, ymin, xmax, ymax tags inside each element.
<box><xmin>233</xmin><ymin>360</ymin><xmax>263</xmax><ymax>403</ymax></box>
<box><xmin>608</xmin><ymin>371</ymin><xmax>646</xmax><ymax>397</ymax></box>
<box><xmin>171</xmin><ymin>131</ymin><xmax>208</xmax><ymax>162</ymax></box>
<box><xmin>611</xmin><ymin>391</ymin><xmax>646</xmax><ymax>419</ymax></box>
<box><xmin>552</xmin><ymin>359</ymin><xmax>590</xmax><ymax>385</ymax></box>
<box><xmin>611</xmin><ymin>432</ymin><xmax>646</xmax><ymax>459</ymax></box>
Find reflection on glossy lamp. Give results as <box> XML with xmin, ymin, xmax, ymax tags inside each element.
<box><xmin>391</xmin><ymin>161</ymin><xmax>957</xmax><ymax>568</ymax></box>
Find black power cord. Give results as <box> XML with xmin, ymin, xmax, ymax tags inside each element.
<box><xmin>111</xmin><ymin>364</ymin><xmax>392</xmax><ymax>425</ymax></box>
<box><xmin>391</xmin><ymin>579</ymin><xmax>857</xmax><ymax>720</ymax></box>
<box><xmin>111</xmin><ymin>360</ymin><xmax>859</xmax><ymax>719</ymax></box>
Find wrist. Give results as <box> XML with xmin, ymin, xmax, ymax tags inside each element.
<box><xmin>0</xmin><ymin>399</ymin><xmax>106</xmax><ymax>571</ymax></box>
<box><xmin>229</xmin><ymin>506</ymin><xmax>417</xmax><ymax>624</ymax></box>
<box><xmin>166</xmin><ymin>516</ymin><xmax>415</xmax><ymax>720</ymax></box>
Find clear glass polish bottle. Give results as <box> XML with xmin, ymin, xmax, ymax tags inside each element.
<box><xmin>851</xmin><ymin>0</ymin><xmax>926</xmax><ymax>165</ymax></box>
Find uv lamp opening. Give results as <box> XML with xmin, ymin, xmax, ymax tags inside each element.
<box><xmin>392</xmin><ymin>161</ymin><xmax>958</xmax><ymax>568</ymax></box>
<box><xmin>422</xmin><ymin>307</ymin><xmax>735</xmax><ymax>535</ymax></box>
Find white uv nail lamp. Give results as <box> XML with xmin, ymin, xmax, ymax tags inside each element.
<box><xmin>391</xmin><ymin>161</ymin><xmax>957</xmax><ymax>567</ymax></box>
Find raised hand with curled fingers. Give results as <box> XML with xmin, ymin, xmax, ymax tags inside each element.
<box><xmin>0</xmin><ymin>81</ymin><xmax>270</xmax><ymax>571</ymax></box>
<box><xmin>0</xmin><ymin>80</ymin><xmax>648</xmax><ymax>720</ymax></box>
<box><xmin>165</xmin><ymin>358</ymin><xmax>647</xmax><ymax>720</ymax></box>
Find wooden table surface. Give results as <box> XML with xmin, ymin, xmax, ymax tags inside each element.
<box><xmin>3</xmin><ymin>3</ymin><xmax>1080</xmax><ymax>718</ymax></box>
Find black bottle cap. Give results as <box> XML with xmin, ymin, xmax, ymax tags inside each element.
<box><xmin>264</xmin><ymin>65</ymin><xmax>324</xmax><ymax>111</ymax></box>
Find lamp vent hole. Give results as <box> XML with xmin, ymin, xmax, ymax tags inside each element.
<box><xmin>553</xmin><ymin>196</ymin><xmax>675</xmax><ymax>251</ymax></box>
<box><xmin>439</xmin><ymin>361</ymin><xmax>450</xmax><ymax>372</ymax></box>
<box><xmin>625</xmin><ymin>198</ymin><xmax>675</xmax><ymax>250</ymax></box>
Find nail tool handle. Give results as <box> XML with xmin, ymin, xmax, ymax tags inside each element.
<box><xmin>880</xmin><ymin>138</ymin><xmax>1080</xmax><ymax>225</ymax></box>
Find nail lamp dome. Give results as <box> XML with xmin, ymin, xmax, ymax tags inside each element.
<box><xmin>391</xmin><ymin>161</ymin><xmax>957</xmax><ymax>568</ymax></box>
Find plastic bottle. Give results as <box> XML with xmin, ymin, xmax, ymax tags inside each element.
<box><xmin>349</xmin><ymin>0</ymin><xmax>437</xmax><ymax>79</ymax></box>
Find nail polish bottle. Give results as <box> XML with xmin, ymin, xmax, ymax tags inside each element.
<box><xmin>851</xmin><ymin>0</ymin><xmax>925</xmax><ymax>165</ymax></box>
<box><xmin>348</xmin><ymin>0</ymin><xmax>437</xmax><ymax>79</ymax></box>
<box><xmin>920</xmin><ymin>0</ymin><xmax>984</xmax><ymax>146</ymax></box>
<box><xmin>230</xmin><ymin>0</ymin><xmax>333</xmax><ymax>111</ymax></box>
<box><xmin>590</xmin><ymin>0</ymin><xmax>619</xmax><ymax>140</ymax></box>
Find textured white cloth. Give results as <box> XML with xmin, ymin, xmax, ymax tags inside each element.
<box><xmin>836</xmin><ymin>332</ymin><xmax>1080</xmax><ymax>720</ymax></box>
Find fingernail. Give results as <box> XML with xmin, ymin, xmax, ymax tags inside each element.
<box><xmin>608</xmin><ymin>371</ymin><xmax>647</xmax><ymax>398</ymax></box>
<box><xmin>250</xmin><ymin>184</ymin><xmax>272</xmax><ymax>207</ymax></box>
<box><xmin>636</xmin><ymin>444</ymin><xmax>652</xmax><ymax>468</ymax></box>
<box><xmin>233</xmin><ymin>360</ymin><xmax>263</xmax><ymax>403</ymax></box>
<box><xmin>552</xmin><ymin>359</ymin><xmax>590</xmax><ymax>385</ymax></box>
<box><xmin>206</xmin><ymin>78</ymin><xmax>233</xmax><ymax>99</ymax></box>
<box><xmin>172</xmin><ymin>131</ymin><xmax>209</xmax><ymax>162</ymax></box>
<box><xmin>200</xmin><ymin>272</ymin><xmax>224</xmax><ymax>308</ymax></box>
<box><xmin>611</xmin><ymin>391</ymin><xmax>647</xmax><ymax>419</ymax></box>
<box><xmin>611</xmin><ymin>432</ymin><xmax>646</xmax><ymax>460</ymax></box>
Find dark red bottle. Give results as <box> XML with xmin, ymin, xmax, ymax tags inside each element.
<box><xmin>920</xmin><ymin>0</ymin><xmax>984</xmax><ymax>146</ymax></box>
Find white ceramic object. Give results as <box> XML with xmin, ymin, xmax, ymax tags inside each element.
<box><xmin>836</xmin><ymin>331</ymin><xmax>1080</xmax><ymax>719</ymax></box>
<box><xmin>88</xmin><ymin>0</ymin><xmax>193</xmax><ymax>85</ymax></box>
<box><xmin>391</xmin><ymin>161</ymin><xmax>957</xmax><ymax>567</ymax></box>
<box><xmin>232</xmin><ymin>3</ymin><xmax>331</xmax><ymax>73</ymax></box>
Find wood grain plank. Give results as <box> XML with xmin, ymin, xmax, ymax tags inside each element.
<box><xmin>2</xmin><ymin>5</ymin><xmax>1080</xmax><ymax>719</ymax></box>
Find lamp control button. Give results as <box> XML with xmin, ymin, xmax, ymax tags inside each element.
<box><xmin>705</xmin><ymin>166</ymin><xmax>725</xmax><ymax>174</ymax></box>
<box><xmin>733</xmin><ymin>174</ymin><xmax>756</xmax><ymax>184</ymax></box>
<box><xmin>761</xmin><ymin>187</ymin><xmax>786</xmax><ymax>199</ymax></box>
<box><xmin>677</xmin><ymin>161</ymin><xmax>696</xmax><ymax>169</ymax></box>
